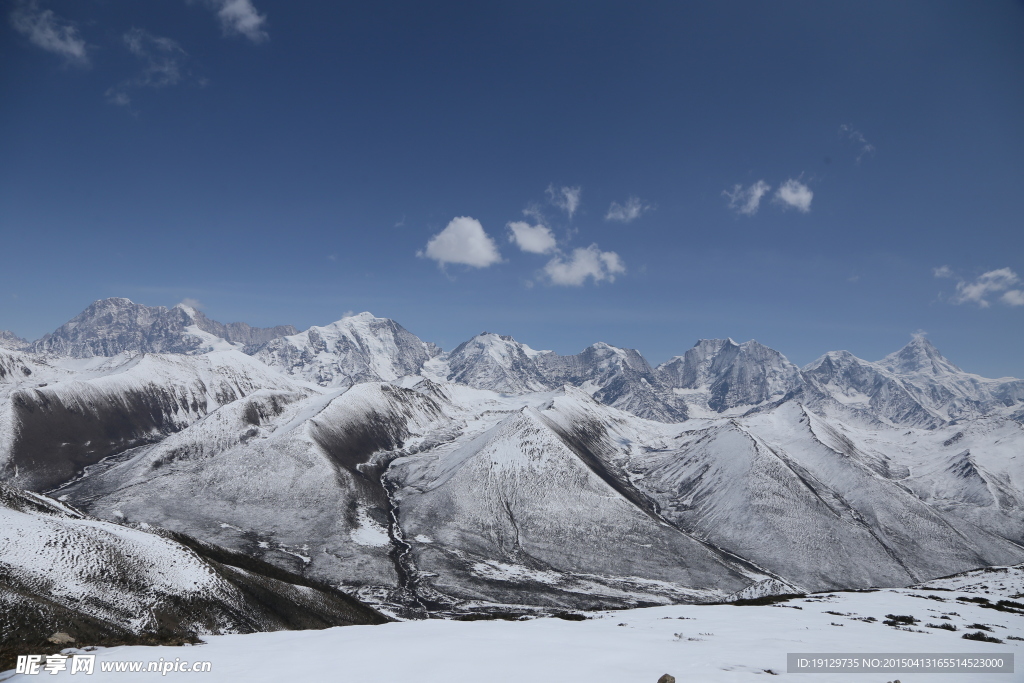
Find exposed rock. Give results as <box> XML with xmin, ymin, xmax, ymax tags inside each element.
<box><xmin>30</xmin><ymin>298</ymin><xmax>294</xmax><ymax>358</ymax></box>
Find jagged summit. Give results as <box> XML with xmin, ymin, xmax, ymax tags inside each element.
<box><xmin>9</xmin><ymin>298</ymin><xmax>1023</xmax><ymax>427</ymax></box>
<box><xmin>446</xmin><ymin>332</ymin><xmax>551</xmax><ymax>393</ymax></box>
<box><xmin>30</xmin><ymin>298</ymin><xmax>296</xmax><ymax>358</ymax></box>
<box><xmin>658</xmin><ymin>338</ymin><xmax>802</xmax><ymax>414</ymax></box>
<box><xmin>880</xmin><ymin>336</ymin><xmax>963</xmax><ymax>376</ymax></box>
<box><xmin>253</xmin><ymin>312</ymin><xmax>441</xmax><ymax>386</ymax></box>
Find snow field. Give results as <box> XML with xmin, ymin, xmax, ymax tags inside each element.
<box><xmin>7</xmin><ymin>587</ymin><xmax>1019</xmax><ymax>683</ymax></box>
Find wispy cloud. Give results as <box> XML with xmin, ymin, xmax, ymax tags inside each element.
<box><xmin>206</xmin><ymin>0</ymin><xmax>268</xmax><ymax>43</ymax></box>
<box><xmin>10</xmin><ymin>0</ymin><xmax>88</xmax><ymax>65</ymax></box>
<box><xmin>940</xmin><ymin>267</ymin><xmax>1023</xmax><ymax>308</ymax></box>
<box><xmin>1002</xmin><ymin>290</ymin><xmax>1024</xmax><ymax>306</ymax></box>
<box><xmin>507</xmin><ymin>221</ymin><xmax>557</xmax><ymax>255</ymax></box>
<box><xmin>605</xmin><ymin>196</ymin><xmax>651</xmax><ymax>223</ymax></box>
<box><xmin>546</xmin><ymin>184</ymin><xmax>582</xmax><ymax>220</ymax></box>
<box><xmin>839</xmin><ymin>124</ymin><xmax>876</xmax><ymax>163</ymax></box>
<box><xmin>723</xmin><ymin>180</ymin><xmax>771</xmax><ymax>216</ymax></box>
<box><xmin>774</xmin><ymin>179</ymin><xmax>813</xmax><ymax>212</ymax></box>
<box><xmin>106</xmin><ymin>28</ymin><xmax>188</xmax><ymax>108</ymax></box>
<box><xmin>418</xmin><ymin>216</ymin><xmax>502</xmax><ymax>268</ymax></box>
<box><xmin>179</xmin><ymin>297</ymin><xmax>205</xmax><ymax>310</ymax></box>
<box><xmin>543</xmin><ymin>244</ymin><xmax>624</xmax><ymax>286</ymax></box>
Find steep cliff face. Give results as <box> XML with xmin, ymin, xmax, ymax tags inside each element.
<box><xmin>657</xmin><ymin>339</ymin><xmax>803</xmax><ymax>415</ymax></box>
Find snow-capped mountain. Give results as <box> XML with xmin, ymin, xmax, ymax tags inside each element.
<box><xmin>657</xmin><ymin>338</ymin><xmax>803</xmax><ymax>416</ymax></box>
<box><xmin>0</xmin><ymin>330</ymin><xmax>27</xmax><ymax>351</ymax></box>
<box><xmin>803</xmin><ymin>336</ymin><xmax>1024</xmax><ymax>427</ymax></box>
<box><xmin>445</xmin><ymin>332</ymin><xmax>552</xmax><ymax>394</ymax></box>
<box><xmin>2</xmin><ymin>298</ymin><xmax>1023</xmax><ymax>617</ymax></box>
<box><xmin>535</xmin><ymin>342</ymin><xmax>686</xmax><ymax>422</ymax></box>
<box><xmin>444</xmin><ymin>333</ymin><xmax>685</xmax><ymax>421</ymax></box>
<box><xmin>252</xmin><ymin>312</ymin><xmax>442</xmax><ymax>387</ymax></box>
<box><xmin>30</xmin><ymin>298</ymin><xmax>295</xmax><ymax>357</ymax></box>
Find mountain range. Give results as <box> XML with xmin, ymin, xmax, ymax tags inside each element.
<box><xmin>1</xmin><ymin>297</ymin><xmax>1022</xmax><ymax>623</ymax></box>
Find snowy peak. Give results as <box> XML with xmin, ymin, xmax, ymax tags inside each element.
<box><xmin>0</xmin><ymin>330</ymin><xmax>27</xmax><ymax>351</ymax></box>
<box><xmin>446</xmin><ymin>332</ymin><xmax>551</xmax><ymax>393</ymax></box>
<box><xmin>30</xmin><ymin>298</ymin><xmax>295</xmax><ymax>358</ymax></box>
<box><xmin>533</xmin><ymin>342</ymin><xmax>686</xmax><ymax>422</ymax></box>
<box><xmin>880</xmin><ymin>336</ymin><xmax>962</xmax><ymax>376</ymax></box>
<box><xmin>254</xmin><ymin>312</ymin><xmax>441</xmax><ymax>387</ymax></box>
<box><xmin>658</xmin><ymin>338</ymin><xmax>802</xmax><ymax>413</ymax></box>
<box><xmin>801</xmin><ymin>340</ymin><xmax>1024</xmax><ymax>426</ymax></box>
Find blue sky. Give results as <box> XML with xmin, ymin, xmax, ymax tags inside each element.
<box><xmin>2</xmin><ymin>1</ymin><xmax>1023</xmax><ymax>376</ymax></box>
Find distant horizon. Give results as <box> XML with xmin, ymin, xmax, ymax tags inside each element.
<box><xmin>5</xmin><ymin>294</ymin><xmax>1018</xmax><ymax>380</ymax></box>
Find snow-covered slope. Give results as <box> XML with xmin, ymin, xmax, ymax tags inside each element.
<box><xmin>0</xmin><ymin>331</ymin><xmax>27</xmax><ymax>351</ymax></box>
<box><xmin>390</xmin><ymin>404</ymin><xmax>759</xmax><ymax>608</ymax></box>
<box><xmin>49</xmin><ymin>382</ymin><xmax>455</xmax><ymax>605</ymax></box>
<box><xmin>0</xmin><ymin>350</ymin><xmax>308</xmax><ymax>491</ymax></box>
<box><xmin>3</xmin><ymin>299</ymin><xmax>1024</xmax><ymax>618</ymax></box>
<box><xmin>0</xmin><ymin>482</ymin><xmax>387</xmax><ymax>669</ymax></box>
<box><xmin>252</xmin><ymin>312</ymin><xmax>441</xmax><ymax>387</ymax></box>
<box><xmin>535</xmin><ymin>342</ymin><xmax>686</xmax><ymax>422</ymax></box>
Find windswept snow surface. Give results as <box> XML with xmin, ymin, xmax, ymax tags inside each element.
<box><xmin>4</xmin><ymin>580</ymin><xmax>1020</xmax><ymax>682</ymax></box>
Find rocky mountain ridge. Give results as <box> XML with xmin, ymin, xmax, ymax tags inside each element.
<box><xmin>10</xmin><ymin>298</ymin><xmax>1023</xmax><ymax>428</ymax></box>
<box><xmin>2</xmin><ymin>297</ymin><xmax>1023</xmax><ymax>615</ymax></box>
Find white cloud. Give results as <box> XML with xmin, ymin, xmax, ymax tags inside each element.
<box><xmin>933</xmin><ymin>265</ymin><xmax>954</xmax><ymax>279</ymax></box>
<box><xmin>546</xmin><ymin>184</ymin><xmax>582</xmax><ymax>220</ymax></box>
<box><xmin>107</xmin><ymin>90</ymin><xmax>132</xmax><ymax>107</ymax></box>
<box><xmin>543</xmin><ymin>244</ymin><xmax>625</xmax><ymax>286</ymax></box>
<box><xmin>10</xmin><ymin>0</ymin><xmax>88</xmax><ymax>65</ymax></box>
<box><xmin>1002</xmin><ymin>290</ymin><xmax>1024</xmax><ymax>306</ymax></box>
<box><xmin>605</xmin><ymin>196</ymin><xmax>650</xmax><ymax>223</ymax></box>
<box><xmin>723</xmin><ymin>181</ymin><xmax>771</xmax><ymax>216</ymax></box>
<box><xmin>507</xmin><ymin>221</ymin><xmax>557</xmax><ymax>254</ymax></box>
<box><xmin>950</xmin><ymin>267</ymin><xmax>1020</xmax><ymax>308</ymax></box>
<box><xmin>179</xmin><ymin>297</ymin><xmax>205</xmax><ymax>309</ymax></box>
<box><xmin>839</xmin><ymin>124</ymin><xmax>876</xmax><ymax>163</ymax></box>
<box><xmin>774</xmin><ymin>179</ymin><xmax>813</xmax><ymax>212</ymax></box>
<box><xmin>419</xmin><ymin>216</ymin><xmax>501</xmax><ymax>268</ymax></box>
<box><xmin>107</xmin><ymin>29</ymin><xmax>188</xmax><ymax>107</ymax></box>
<box><xmin>521</xmin><ymin>203</ymin><xmax>546</xmax><ymax>224</ymax></box>
<box><xmin>208</xmin><ymin>0</ymin><xmax>268</xmax><ymax>43</ymax></box>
